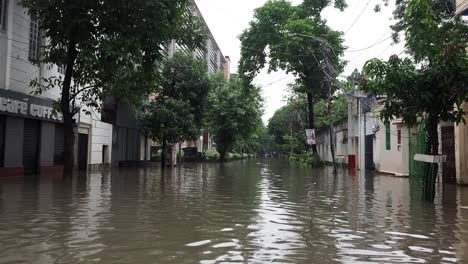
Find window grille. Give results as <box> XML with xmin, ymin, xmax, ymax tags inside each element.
<box><xmin>28</xmin><ymin>16</ymin><xmax>40</xmax><ymax>63</ymax></box>
<box><xmin>57</xmin><ymin>64</ymin><xmax>65</xmax><ymax>74</ymax></box>
<box><xmin>0</xmin><ymin>0</ymin><xmax>7</xmax><ymax>31</ymax></box>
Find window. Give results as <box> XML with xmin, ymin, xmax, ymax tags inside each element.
<box><xmin>0</xmin><ymin>0</ymin><xmax>7</xmax><ymax>31</ymax></box>
<box><xmin>28</xmin><ymin>16</ymin><xmax>40</xmax><ymax>63</ymax></box>
<box><xmin>385</xmin><ymin>122</ymin><xmax>391</xmax><ymax>150</ymax></box>
<box><xmin>57</xmin><ymin>64</ymin><xmax>65</xmax><ymax>74</ymax></box>
<box><xmin>397</xmin><ymin>129</ymin><xmax>402</xmax><ymax>145</ymax></box>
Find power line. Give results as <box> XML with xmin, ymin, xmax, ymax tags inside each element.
<box><xmin>346</xmin><ymin>35</ymin><xmax>392</xmax><ymax>53</ymax></box>
<box><xmin>345</xmin><ymin>0</ymin><xmax>373</xmax><ymax>34</ymax></box>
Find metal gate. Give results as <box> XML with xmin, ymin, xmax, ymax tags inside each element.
<box><xmin>23</xmin><ymin>119</ymin><xmax>41</xmax><ymax>175</ymax></box>
<box><xmin>442</xmin><ymin>126</ymin><xmax>456</xmax><ymax>184</ymax></box>
<box><xmin>78</xmin><ymin>133</ymin><xmax>88</xmax><ymax>170</ymax></box>
<box><xmin>409</xmin><ymin>123</ymin><xmax>439</xmax><ymax>200</ymax></box>
<box><xmin>0</xmin><ymin>116</ymin><xmax>5</xmax><ymax>167</ymax></box>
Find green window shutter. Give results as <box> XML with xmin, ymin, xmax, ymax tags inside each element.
<box><xmin>385</xmin><ymin>122</ymin><xmax>391</xmax><ymax>150</ymax></box>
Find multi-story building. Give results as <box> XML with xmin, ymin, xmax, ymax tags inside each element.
<box><xmin>0</xmin><ymin>0</ymin><xmax>113</xmax><ymax>176</ymax></box>
<box><xmin>104</xmin><ymin>1</ymin><xmax>230</xmax><ymax>165</ymax></box>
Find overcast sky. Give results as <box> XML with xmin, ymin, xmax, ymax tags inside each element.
<box><xmin>195</xmin><ymin>0</ymin><xmax>405</xmax><ymax>124</ymax></box>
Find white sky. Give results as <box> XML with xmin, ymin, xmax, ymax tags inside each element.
<box><xmin>195</xmin><ymin>0</ymin><xmax>405</xmax><ymax>124</ymax></box>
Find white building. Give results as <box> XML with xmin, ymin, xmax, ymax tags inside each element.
<box><xmin>103</xmin><ymin>1</ymin><xmax>230</xmax><ymax>165</ymax></box>
<box><xmin>0</xmin><ymin>0</ymin><xmax>113</xmax><ymax>176</ymax></box>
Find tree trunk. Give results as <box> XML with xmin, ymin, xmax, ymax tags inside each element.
<box><xmin>306</xmin><ymin>92</ymin><xmax>317</xmax><ymax>154</ymax></box>
<box><xmin>62</xmin><ymin>41</ymin><xmax>78</xmax><ymax>176</ymax></box>
<box><xmin>161</xmin><ymin>140</ymin><xmax>167</xmax><ymax>168</ymax></box>
<box><xmin>220</xmin><ymin>149</ymin><xmax>226</xmax><ymax>163</ymax></box>
<box><xmin>424</xmin><ymin>115</ymin><xmax>439</xmax><ymax>201</ymax></box>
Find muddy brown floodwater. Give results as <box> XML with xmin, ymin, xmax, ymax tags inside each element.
<box><xmin>0</xmin><ymin>160</ymin><xmax>467</xmax><ymax>263</ymax></box>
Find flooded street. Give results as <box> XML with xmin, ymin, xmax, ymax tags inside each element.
<box><xmin>1</xmin><ymin>160</ymin><xmax>467</xmax><ymax>264</ymax></box>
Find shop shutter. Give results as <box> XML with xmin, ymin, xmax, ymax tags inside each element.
<box><xmin>0</xmin><ymin>116</ymin><xmax>5</xmax><ymax>167</ymax></box>
<box><xmin>23</xmin><ymin>119</ymin><xmax>41</xmax><ymax>175</ymax></box>
<box><xmin>54</xmin><ymin>125</ymin><xmax>64</xmax><ymax>165</ymax></box>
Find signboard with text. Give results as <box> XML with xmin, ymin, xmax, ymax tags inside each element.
<box><xmin>306</xmin><ymin>129</ymin><xmax>316</xmax><ymax>145</ymax></box>
<box><xmin>0</xmin><ymin>89</ymin><xmax>63</xmax><ymax>122</ymax></box>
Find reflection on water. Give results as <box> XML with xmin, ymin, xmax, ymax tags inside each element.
<box><xmin>0</xmin><ymin>160</ymin><xmax>467</xmax><ymax>264</ymax></box>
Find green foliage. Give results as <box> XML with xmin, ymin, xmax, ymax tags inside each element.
<box><xmin>239</xmin><ymin>0</ymin><xmax>346</xmax><ymax>86</ymax></box>
<box><xmin>152</xmin><ymin>149</ymin><xmax>162</xmax><ymax>159</ymax></box>
<box><xmin>177</xmin><ymin>150</ymin><xmax>185</xmax><ymax>158</ymax></box>
<box><xmin>367</xmin><ymin>0</ymin><xmax>467</xmax><ymax>201</ymax></box>
<box><xmin>139</xmin><ymin>52</ymin><xmax>211</xmax><ymax>145</ymax></box>
<box><xmin>204</xmin><ymin>150</ymin><xmax>220</xmax><ymax>160</ymax></box>
<box><xmin>23</xmin><ymin>0</ymin><xmax>207</xmax><ymax>112</ymax></box>
<box><xmin>267</xmin><ymin>87</ymin><xmax>348</xmax><ymax>155</ymax></box>
<box><xmin>289</xmin><ymin>153</ymin><xmax>322</xmax><ymax>166</ymax></box>
<box><xmin>362</xmin><ymin>0</ymin><xmax>468</xmax><ymax>128</ymax></box>
<box><xmin>239</xmin><ymin>0</ymin><xmax>346</xmax><ymax>155</ymax></box>
<box><xmin>207</xmin><ymin>78</ymin><xmax>263</xmax><ymax>161</ymax></box>
<box><xmin>20</xmin><ymin>0</ymin><xmax>207</xmax><ymax>173</ymax></box>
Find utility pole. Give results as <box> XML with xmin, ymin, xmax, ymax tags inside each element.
<box><xmin>287</xmin><ymin>33</ymin><xmax>338</xmax><ymax>174</ymax></box>
<box><xmin>321</xmin><ymin>45</ymin><xmax>338</xmax><ymax>175</ymax></box>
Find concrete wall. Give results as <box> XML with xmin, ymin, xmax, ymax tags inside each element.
<box><xmin>456</xmin><ymin>102</ymin><xmax>468</xmax><ymax>184</ymax></box>
<box><xmin>374</xmin><ymin>119</ymin><xmax>410</xmax><ymax>176</ymax></box>
<box><xmin>90</xmin><ymin>120</ymin><xmax>112</xmax><ymax>165</ymax></box>
<box><xmin>316</xmin><ymin>119</ymin><xmax>348</xmax><ymax>165</ymax></box>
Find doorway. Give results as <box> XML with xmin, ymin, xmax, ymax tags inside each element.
<box><xmin>365</xmin><ymin>135</ymin><xmax>374</xmax><ymax>170</ymax></box>
<box><xmin>78</xmin><ymin>133</ymin><xmax>89</xmax><ymax>171</ymax></box>
<box><xmin>442</xmin><ymin>126</ymin><xmax>456</xmax><ymax>184</ymax></box>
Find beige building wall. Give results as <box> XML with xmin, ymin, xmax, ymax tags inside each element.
<box><xmin>455</xmin><ymin>102</ymin><xmax>468</xmax><ymax>184</ymax></box>
<box><xmin>456</xmin><ymin>0</ymin><xmax>468</xmax><ymax>15</ymax></box>
<box><xmin>374</xmin><ymin>119</ymin><xmax>410</xmax><ymax>176</ymax></box>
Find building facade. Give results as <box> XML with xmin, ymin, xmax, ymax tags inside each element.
<box><xmin>105</xmin><ymin>1</ymin><xmax>230</xmax><ymax>165</ymax></box>
<box><xmin>0</xmin><ymin>0</ymin><xmax>113</xmax><ymax>176</ymax></box>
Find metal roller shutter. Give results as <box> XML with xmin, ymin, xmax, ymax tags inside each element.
<box><xmin>23</xmin><ymin>119</ymin><xmax>41</xmax><ymax>175</ymax></box>
<box><xmin>0</xmin><ymin>116</ymin><xmax>5</xmax><ymax>167</ymax></box>
<box><xmin>54</xmin><ymin>125</ymin><xmax>64</xmax><ymax>165</ymax></box>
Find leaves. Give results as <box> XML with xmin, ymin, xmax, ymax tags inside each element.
<box><xmin>139</xmin><ymin>52</ymin><xmax>211</xmax><ymax>144</ymax></box>
<box><xmin>206</xmin><ymin>77</ymin><xmax>263</xmax><ymax>159</ymax></box>
<box><xmin>363</xmin><ymin>0</ymin><xmax>468</xmax><ymax>127</ymax></box>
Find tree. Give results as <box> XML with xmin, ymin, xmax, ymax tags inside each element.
<box><xmin>207</xmin><ymin>78</ymin><xmax>263</xmax><ymax>162</ymax></box>
<box><xmin>139</xmin><ymin>52</ymin><xmax>211</xmax><ymax>166</ymax></box>
<box><xmin>21</xmin><ymin>0</ymin><xmax>206</xmax><ymax>175</ymax></box>
<box><xmin>267</xmin><ymin>87</ymin><xmax>348</xmax><ymax>156</ymax></box>
<box><xmin>239</xmin><ymin>0</ymin><xmax>346</xmax><ymax>154</ymax></box>
<box><xmin>363</xmin><ymin>0</ymin><xmax>468</xmax><ymax>200</ymax></box>
<box><xmin>268</xmin><ymin>103</ymin><xmax>306</xmax><ymax>151</ymax></box>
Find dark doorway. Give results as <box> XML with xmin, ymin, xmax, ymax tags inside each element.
<box><xmin>23</xmin><ymin>119</ymin><xmax>41</xmax><ymax>175</ymax></box>
<box><xmin>78</xmin><ymin>133</ymin><xmax>89</xmax><ymax>171</ymax></box>
<box><xmin>102</xmin><ymin>145</ymin><xmax>108</xmax><ymax>165</ymax></box>
<box><xmin>365</xmin><ymin>135</ymin><xmax>374</xmax><ymax>170</ymax></box>
<box><xmin>442</xmin><ymin>126</ymin><xmax>456</xmax><ymax>184</ymax></box>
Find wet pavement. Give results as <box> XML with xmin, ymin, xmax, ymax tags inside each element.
<box><xmin>0</xmin><ymin>160</ymin><xmax>467</xmax><ymax>263</ymax></box>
